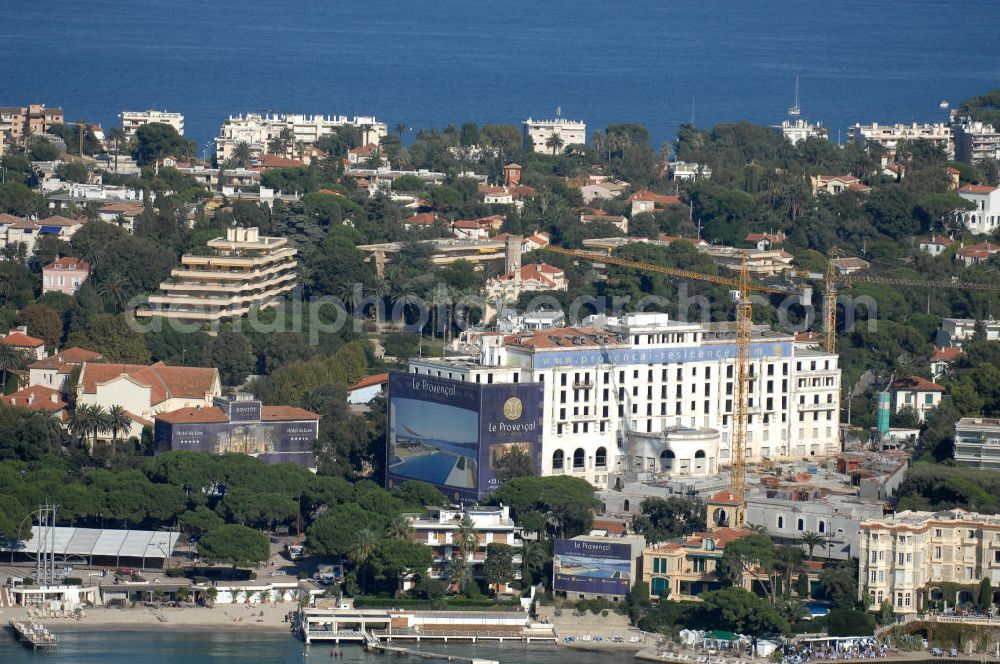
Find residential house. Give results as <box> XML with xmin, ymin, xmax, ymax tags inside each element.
<box><xmin>97</xmin><ymin>202</ymin><xmax>144</xmax><ymax>230</ymax></box>
<box><xmin>479</xmin><ymin>184</ymin><xmax>536</xmax><ymax>209</ymax></box>
<box><xmin>946</xmin><ymin>166</ymin><xmax>961</xmax><ymax>191</ymax></box>
<box><xmin>0</xmin><ymin>385</ymin><xmax>68</xmax><ymax>422</ymax></box>
<box><xmin>955</xmin><ymin>241</ymin><xmax>1000</xmax><ymax>266</ymax></box>
<box><xmin>745</xmin><ymin>232</ymin><xmax>786</xmax><ymax>251</ymax></box>
<box><xmin>918</xmin><ymin>235</ymin><xmax>954</xmax><ymax>257</ymax></box>
<box><xmin>628</xmin><ymin>190</ymin><xmax>681</xmax><ymax>217</ymax></box>
<box><xmin>774</xmin><ymin>118</ymin><xmax>827</xmax><ymax>145</ymax></box>
<box><xmin>578</xmin><ymin>179</ymin><xmax>627</xmax><ymax>203</ymax></box>
<box><xmin>929</xmin><ymin>346</ymin><xmax>962</xmax><ymax>380</ymax></box>
<box><xmin>346</xmin><ymin>373</ymin><xmax>389</xmax><ymax>406</ymax></box>
<box><xmin>492</xmin><ymin>232</ymin><xmax>550</xmax><ymax>255</ymax></box>
<box><xmin>76</xmin><ymin>361</ymin><xmax>222</xmax><ymax>441</ymax></box>
<box><xmin>669</xmin><ymin>161</ymin><xmax>712</xmax><ymax>181</ymax></box>
<box><xmin>957</xmin><ymin>185</ymin><xmax>1000</xmax><ymax>235</ymax></box>
<box><xmin>811</xmin><ymin>175</ymin><xmax>871</xmax><ymax>196</ymax></box>
<box><xmin>503</xmin><ymin>163</ymin><xmax>521</xmax><ymax>186</ymax></box>
<box><xmin>347</xmin><ymin>143</ymin><xmax>381</xmax><ymax>166</ymax></box>
<box><xmin>42</xmin><ymin>256</ymin><xmax>90</xmax><ymax>295</ymax></box>
<box><xmin>643</xmin><ymin>526</ymin><xmax>752</xmax><ymax>601</ymax></box>
<box><xmin>829</xmin><ymin>257</ymin><xmax>870</xmax><ymax>276</ymax></box>
<box><xmin>401</xmin><ymin>212</ymin><xmax>437</xmax><ymax>230</ymax></box>
<box><xmin>28</xmin><ymin>347</ymin><xmax>103</xmax><ymax>391</ymax></box>
<box><xmin>406</xmin><ymin>505</ymin><xmax>523</xmax><ymax>594</ymax></box>
<box><xmin>486</xmin><ymin>263</ymin><xmax>568</xmax><ymax>302</ymax></box>
<box><xmin>1</xmin><ymin>327</ymin><xmax>47</xmax><ymax>361</ymax></box>
<box><xmin>580</xmin><ymin>211</ymin><xmax>628</xmax><ymax>233</ymax></box>
<box><xmin>890</xmin><ymin>375</ymin><xmax>944</xmax><ymax>422</ymax></box>
<box><xmin>451</xmin><ymin>219</ymin><xmax>488</xmax><ymax>240</ymax></box>
<box><xmin>254</xmin><ymin>154</ymin><xmax>304</xmax><ymax>170</ymax></box>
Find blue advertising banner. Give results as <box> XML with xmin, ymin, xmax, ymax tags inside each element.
<box><xmin>533</xmin><ymin>341</ymin><xmax>792</xmax><ymax>369</ymax></box>
<box><xmin>386</xmin><ymin>371</ymin><xmax>543</xmax><ymax>500</ymax></box>
<box><xmin>553</xmin><ymin>539</ymin><xmax>634</xmax><ymax>597</ymax></box>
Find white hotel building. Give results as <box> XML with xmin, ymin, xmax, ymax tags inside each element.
<box><xmin>214</xmin><ymin>113</ymin><xmax>386</xmax><ymax>162</ymax></box>
<box><xmin>522</xmin><ymin>117</ymin><xmax>586</xmax><ymax>153</ymax></box>
<box><xmin>408</xmin><ymin>313</ymin><xmax>840</xmax><ymax>489</ymax></box>
<box><xmin>120</xmin><ymin>110</ymin><xmax>185</xmax><ymax>140</ymax></box>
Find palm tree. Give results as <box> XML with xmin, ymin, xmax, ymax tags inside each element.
<box><xmin>359</xmin><ymin>123</ymin><xmax>375</xmax><ymax>147</ymax></box>
<box><xmin>394</xmin><ymin>124</ymin><xmax>409</xmax><ymax>141</ymax></box>
<box><xmin>108</xmin><ymin>127</ymin><xmax>126</xmax><ymax>172</ymax></box>
<box><xmin>368</xmin><ymin>148</ymin><xmax>382</xmax><ymax>170</ymax></box>
<box><xmin>455</xmin><ymin>516</ymin><xmax>479</xmax><ymax>562</ymax></box>
<box><xmin>447</xmin><ymin>557</ymin><xmax>471</xmax><ymax>594</ymax></box>
<box><xmin>0</xmin><ymin>344</ymin><xmax>29</xmax><ymax>392</ymax></box>
<box><xmin>98</xmin><ymin>272</ymin><xmax>132</xmax><ymax>312</ymax></box>
<box><xmin>520</xmin><ymin>541</ymin><xmax>547</xmax><ymax>585</ymax></box>
<box><xmin>800</xmin><ymin>531</ymin><xmax>827</xmax><ymax>561</ymax></box>
<box><xmin>68</xmin><ymin>407</ymin><xmax>92</xmax><ymax>445</ymax></box>
<box><xmin>106</xmin><ymin>404</ymin><xmax>132</xmax><ymax>457</ymax></box>
<box><xmin>349</xmin><ymin>528</ymin><xmax>378</xmax><ymax>593</ymax></box>
<box><xmin>230</xmin><ymin>141</ymin><xmax>253</xmax><ymax>169</ymax></box>
<box><xmin>89</xmin><ymin>404</ymin><xmax>112</xmax><ymax>451</ymax></box>
<box><xmin>545</xmin><ymin>132</ymin><xmax>564</xmax><ymax>155</ymax></box>
<box><xmin>388</xmin><ymin>515</ymin><xmax>413</xmax><ymax>541</ymax></box>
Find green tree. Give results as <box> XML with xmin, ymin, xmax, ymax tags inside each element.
<box><xmin>718</xmin><ymin>532</ymin><xmax>777</xmax><ymax>601</ymax></box>
<box><xmin>370</xmin><ymin>539</ymin><xmax>432</xmax><ymax>594</ymax></box>
<box><xmin>799</xmin><ymin>531</ymin><xmax>828</xmax><ymax>561</ymax></box>
<box><xmin>349</xmin><ymin>528</ymin><xmax>378</xmax><ymax>593</ymax></box>
<box><xmin>545</xmin><ymin>133</ymin><xmax>565</xmax><ymax>155</ymax></box>
<box><xmin>197</xmin><ymin>524</ymin><xmax>269</xmax><ymax>569</ymax></box>
<box><xmin>134</xmin><ymin>123</ymin><xmax>195</xmax><ymax>165</ymax></box>
<box><xmin>459</xmin><ymin>123</ymin><xmax>480</xmax><ymax>147</ymax></box>
<box><xmin>482</xmin><ymin>542</ymin><xmax>516</xmax><ymax>594</ymax></box>
<box><xmin>106</xmin><ymin>404</ymin><xmax>133</xmax><ymax>456</ymax></box>
<box><xmin>68</xmin><ymin>313</ymin><xmax>150</xmax><ymax>363</ymax></box>
<box><xmin>978</xmin><ymin>577</ymin><xmax>993</xmax><ymax>611</ymax></box>
<box><xmin>209</xmin><ymin>331</ymin><xmax>254</xmax><ymax>386</ymax></box>
<box><xmin>700</xmin><ymin>586</ymin><xmax>789</xmax><ymax>635</ymax></box>
<box><xmin>633</xmin><ymin>497</ymin><xmax>705</xmax><ymax>543</ymax></box>
<box><xmin>494</xmin><ymin>447</ymin><xmax>535</xmax><ymax>483</ymax></box>
<box><xmin>827</xmin><ymin>608</ymin><xmax>876</xmax><ymax>637</ymax></box>
<box><xmin>179</xmin><ymin>505</ymin><xmax>225</xmax><ymax>535</ymax></box>
<box><xmin>818</xmin><ymin>563</ymin><xmax>858</xmax><ymax>609</ymax></box>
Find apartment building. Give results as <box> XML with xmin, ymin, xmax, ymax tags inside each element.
<box><xmin>957</xmin><ymin>185</ymin><xmax>1000</xmax><ymax>235</ymax></box>
<box><xmin>936</xmin><ymin>317</ymin><xmax>1000</xmax><ymax>347</ymax></box>
<box><xmin>406</xmin><ymin>505</ymin><xmax>523</xmax><ymax>594</ymax></box>
<box><xmin>136</xmin><ymin>226</ymin><xmax>298</xmax><ymax>323</ymax></box>
<box><xmin>120</xmin><ymin>110</ymin><xmax>185</xmax><ymax>140</ymax></box>
<box><xmin>0</xmin><ymin>105</ymin><xmax>63</xmax><ymax>144</ymax></box>
<box><xmin>405</xmin><ymin>313</ymin><xmax>841</xmax><ymax>489</ymax></box>
<box><xmin>522</xmin><ymin>117</ymin><xmax>586</xmax><ymax>153</ymax></box>
<box><xmin>214</xmin><ymin>113</ymin><xmax>385</xmax><ymax>162</ymax></box>
<box><xmin>858</xmin><ymin>509</ymin><xmax>1000</xmax><ymax>615</ymax></box>
<box><xmin>953</xmin><ymin>120</ymin><xmax>1000</xmax><ymax>164</ymax></box>
<box><xmin>953</xmin><ymin>417</ymin><xmax>1000</xmax><ymax>471</ymax></box>
<box><xmin>848</xmin><ymin>122</ymin><xmax>953</xmax><ymax>160</ymax></box>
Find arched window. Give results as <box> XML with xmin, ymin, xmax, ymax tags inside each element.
<box><xmin>777</xmin><ymin>515</ymin><xmax>784</xmax><ymax>529</ymax></box>
<box><xmin>573</xmin><ymin>448</ymin><xmax>585</xmax><ymax>469</ymax></box>
<box><xmin>694</xmin><ymin>449</ymin><xmax>707</xmax><ymax>472</ymax></box>
<box><xmin>694</xmin><ymin>450</ymin><xmax>706</xmax><ymax>458</ymax></box>
<box><xmin>552</xmin><ymin>450</ymin><xmax>564</xmax><ymax>470</ymax></box>
<box><xmin>623</xmin><ymin>499</ymin><xmax>631</xmax><ymax>512</ymax></box>
<box><xmin>659</xmin><ymin>449</ymin><xmax>675</xmax><ymax>472</ymax></box>
<box><xmin>818</xmin><ymin>521</ymin><xmax>826</xmax><ymax>534</ymax></box>
<box><xmin>595</xmin><ymin>447</ymin><xmax>607</xmax><ymax>468</ymax></box>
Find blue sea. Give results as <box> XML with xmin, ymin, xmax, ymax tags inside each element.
<box><xmin>2</xmin><ymin>0</ymin><xmax>999</xmax><ymax>150</ymax></box>
<box><xmin>0</xmin><ymin>630</ymin><xmax>636</xmax><ymax>663</ymax></box>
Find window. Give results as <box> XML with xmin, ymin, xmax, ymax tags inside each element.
<box><xmin>595</xmin><ymin>447</ymin><xmax>607</xmax><ymax>468</ymax></box>
<box><xmin>573</xmin><ymin>448</ymin><xmax>585</xmax><ymax>469</ymax></box>
<box><xmin>818</xmin><ymin>521</ymin><xmax>826</xmax><ymax>534</ymax></box>
<box><xmin>660</xmin><ymin>450</ymin><xmax>675</xmax><ymax>472</ymax></box>
<box><xmin>551</xmin><ymin>450</ymin><xmax>564</xmax><ymax>470</ymax></box>
<box><xmin>777</xmin><ymin>516</ymin><xmax>784</xmax><ymax>529</ymax></box>
<box><xmin>797</xmin><ymin>519</ymin><xmax>804</xmax><ymax>531</ymax></box>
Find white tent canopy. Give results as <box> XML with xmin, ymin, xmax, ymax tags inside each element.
<box><xmin>3</xmin><ymin>526</ymin><xmax>180</xmax><ymax>567</ymax></box>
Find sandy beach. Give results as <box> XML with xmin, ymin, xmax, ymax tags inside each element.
<box><xmin>1</xmin><ymin>603</ymin><xmax>297</xmax><ymax>634</ymax></box>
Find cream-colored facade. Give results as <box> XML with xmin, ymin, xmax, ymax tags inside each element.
<box><xmin>858</xmin><ymin>509</ymin><xmax>1000</xmax><ymax>615</ymax></box>
<box><xmin>137</xmin><ymin>226</ymin><xmax>298</xmax><ymax>323</ymax></box>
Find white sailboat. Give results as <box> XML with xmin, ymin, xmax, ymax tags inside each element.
<box><xmin>788</xmin><ymin>76</ymin><xmax>801</xmax><ymax>117</ymax></box>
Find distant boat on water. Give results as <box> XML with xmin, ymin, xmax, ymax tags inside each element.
<box><xmin>788</xmin><ymin>76</ymin><xmax>801</xmax><ymax>117</ymax></box>
<box><xmin>940</xmin><ymin>100</ymin><xmax>950</xmax><ymax>109</ymax></box>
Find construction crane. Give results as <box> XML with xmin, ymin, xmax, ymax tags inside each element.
<box><xmin>820</xmin><ymin>259</ymin><xmax>1000</xmax><ymax>354</ymax></box>
<box><xmin>543</xmin><ymin>245</ymin><xmax>805</xmax><ymax>503</ymax></box>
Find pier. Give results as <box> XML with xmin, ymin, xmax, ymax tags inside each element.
<box><xmin>7</xmin><ymin>619</ymin><xmax>58</xmax><ymax>650</ymax></box>
<box><xmin>364</xmin><ymin>632</ymin><xmax>499</xmax><ymax>664</ymax></box>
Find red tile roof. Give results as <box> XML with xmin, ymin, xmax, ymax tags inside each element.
<box><xmin>959</xmin><ymin>185</ymin><xmax>998</xmax><ymax>194</ymax></box>
<box><xmin>29</xmin><ymin>347</ymin><xmax>102</xmax><ymax>372</ymax></box>
<box><xmin>403</xmin><ymin>213</ymin><xmax>436</xmax><ymax>225</ymax></box>
<box><xmin>1</xmin><ymin>332</ymin><xmax>44</xmax><ymax>348</ymax></box>
<box><xmin>0</xmin><ymin>213</ymin><xmax>26</xmax><ymax>225</ymax></box>
<box><xmin>37</xmin><ymin>215</ymin><xmax>83</xmax><ymax>227</ymax></box>
<box><xmin>709</xmin><ymin>490</ymin><xmax>743</xmax><ymax>505</ymax></box>
<box><xmin>452</xmin><ymin>220</ymin><xmax>480</xmax><ymax>229</ymax></box>
<box><xmin>629</xmin><ymin>189</ymin><xmax>681</xmax><ymax>206</ymax></box>
<box><xmin>350</xmin><ymin>372</ymin><xmax>389</xmax><ymax>391</ymax></box>
<box><xmin>155</xmin><ymin>406</ymin><xmax>229</xmax><ymax>424</ymax></box>
<box><xmin>922</xmin><ymin>235</ymin><xmax>953</xmax><ymax>246</ymax></box>
<box><xmin>256</xmin><ymin>154</ymin><xmax>304</xmax><ymax>169</ymax></box>
<box><xmin>0</xmin><ymin>385</ymin><xmax>66</xmax><ymax>414</ymax></box>
<box><xmin>505</xmin><ymin>327</ymin><xmax>622</xmax><ymax>350</ymax></box>
<box><xmin>78</xmin><ymin>361</ymin><xmax>219</xmax><ymax>406</ymax></box>
<box><xmin>44</xmin><ymin>256</ymin><xmax>90</xmax><ymax>271</ymax></box>
<box><xmin>891</xmin><ymin>375</ymin><xmax>945</xmax><ymax>392</ymax></box>
<box><xmin>746</xmin><ymin>232</ymin><xmax>785</xmax><ymax>243</ymax></box>
<box><xmin>930</xmin><ymin>347</ymin><xmax>962</xmax><ymax>362</ymax></box>
<box><xmin>957</xmin><ymin>242</ymin><xmax>1000</xmax><ymax>258</ymax></box>
<box><xmin>261</xmin><ymin>406</ymin><xmax>320</xmax><ymax>421</ymax></box>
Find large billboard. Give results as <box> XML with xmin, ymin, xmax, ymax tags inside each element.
<box><xmin>553</xmin><ymin>539</ymin><xmax>634</xmax><ymax>597</ymax></box>
<box><xmin>154</xmin><ymin>417</ymin><xmax>318</xmax><ymax>468</ymax></box>
<box><xmin>386</xmin><ymin>371</ymin><xmax>543</xmax><ymax>500</ymax></box>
